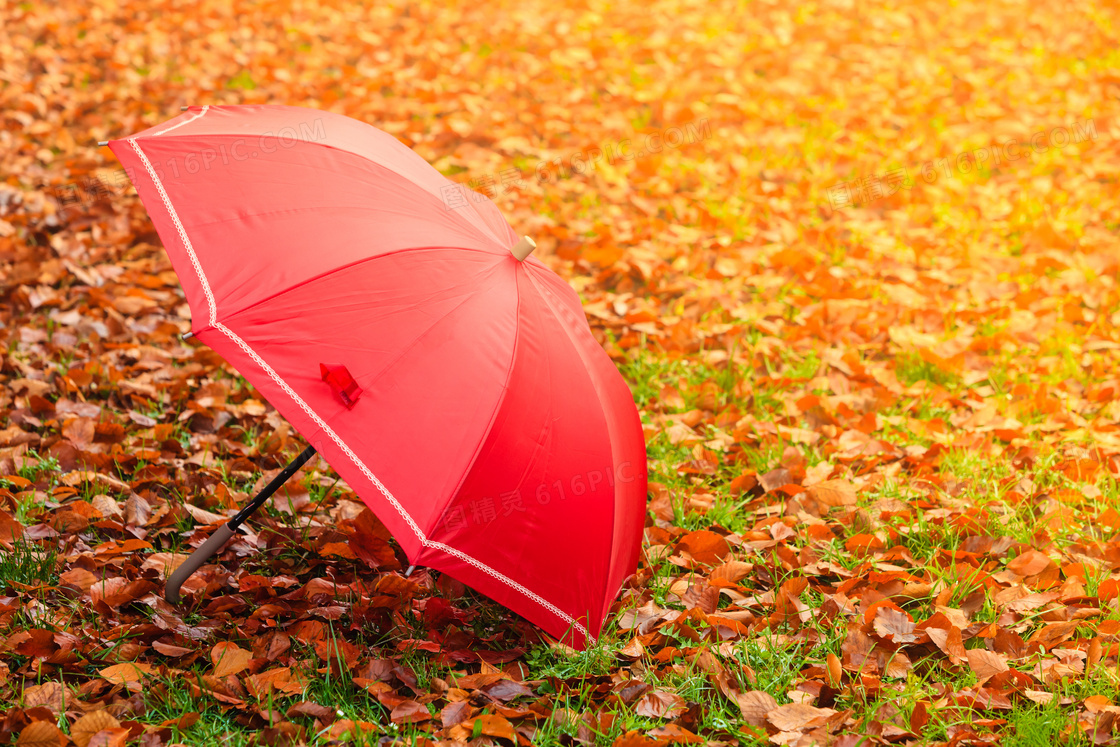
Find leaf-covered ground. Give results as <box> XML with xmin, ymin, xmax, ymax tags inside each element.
<box><xmin>2</xmin><ymin>0</ymin><xmax>1120</xmax><ymax>745</ymax></box>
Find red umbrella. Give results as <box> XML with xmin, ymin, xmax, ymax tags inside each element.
<box><xmin>104</xmin><ymin>105</ymin><xmax>647</xmax><ymax>648</ymax></box>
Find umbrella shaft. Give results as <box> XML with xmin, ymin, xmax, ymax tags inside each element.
<box><xmin>229</xmin><ymin>445</ymin><xmax>318</xmax><ymax>530</ymax></box>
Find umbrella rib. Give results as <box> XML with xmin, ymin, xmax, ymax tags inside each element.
<box><xmin>127</xmin><ymin>134</ymin><xmax>591</xmax><ymax>643</ymax></box>
<box><xmin>523</xmin><ymin>267</ymin><xmax>623</xmax><ymax>624</ymax></box>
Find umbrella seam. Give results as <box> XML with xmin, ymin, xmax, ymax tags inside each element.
<box><xmin>128</xmin><ymin>132</ymin><xmax>590</xmax><ymax>642</ymax></box>
<box><xmin>422</xmin><ymin>262</ymin><xmax>522</xmax><ymax>549</ymax></box>
<box><xmin>220</xmin><ymin>245</ymin><xmax>504</xmax><ymax>326</ymax></box>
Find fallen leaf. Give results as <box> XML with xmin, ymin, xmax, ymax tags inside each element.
<box><xmin>71</xmin><ymin>711</ymin><xmax>121</xmax><ymax>747</ymax></box>
<box><xmin>211</xmin><ymin>642</ymin><xmax>252</xmax><ymax>678</ymax></box>
<box><xmin>16</xmin><ymin>721</ymin><xmax>65</xmax><ymax>747</ymax></box>
<box><xmin>635</xmin><ymin>690</ymin><xmax>687</xmax><ymax>719</ymax></box>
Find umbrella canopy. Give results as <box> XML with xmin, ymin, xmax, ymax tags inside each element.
<box><xmin>107</xmin><ymin>104</ymin><xmax>647</xmax><ymax>648</ymax></box>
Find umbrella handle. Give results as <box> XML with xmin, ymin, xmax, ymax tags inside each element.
<box><xmin>165</xmin><ymin>523</ymin><xmax>235</xmax><ymax>604</ymax></box>
<box><xmin>164</xmin><ymin>444</ymin><xmax>318</xmax><ymax>604</ymax></box>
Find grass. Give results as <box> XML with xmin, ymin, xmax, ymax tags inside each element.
<box><xmin>0</xmin><ymin>539</ymin><xmax>58</xmax><ymax>589</ymax></box>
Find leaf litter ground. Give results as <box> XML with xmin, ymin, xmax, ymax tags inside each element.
<box><xmin>2</xmin><ymin>0</ymin><xmax>1120</xmax><ymax>745</ymax></box>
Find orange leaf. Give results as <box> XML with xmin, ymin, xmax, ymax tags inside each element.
<box><xmin>468</xmin><ymin>714</ymin><xmax>516</xmax><ymax>741</ymax></box>
<box><xmin>965</xmin><ymin>649</ymin><xmax>1008</xmax><ymax>682</ymax></box>
<box><xmin>1008</xmin><ymin>550</ymin><xmax>1053</xmax><ymax>577</ymax></box>
<box><xmin>98</xmin><ymin>662</ymin><xmax>153</xmax><ymax>686</ymax></box>
<box><xmin>211</xmin><ymin>642</ymin><xmax>252</xmax><ymax>678</ymax></box>
<box><xmin>825</xmin><ymin>653</ymin><xmax>843</xmax><ymax>688</ymax></box>
<box><xmin>677</xmin><ymin>530</ymin><xmax>730</xmax><ymax>564</ymax></box>
<box><xmin>808</xmin><ymin>479</ymin><xmax>857</xmax><ymax>509</ymax></box>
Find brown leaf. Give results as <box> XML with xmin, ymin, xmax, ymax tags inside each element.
<box><xmin>735</xmin><ymin>690</ymin><xmax>778</xmax><ymax>727</ymax></box>
<box><xmin>87</xmin><ymin>728</ymin><xmax>129</xmax><ymax>747</ymax></box>
<box><xmin>16</xmin><ymin>721</ymin><xmax>65</xmax><ymax>747</ymax></box>
<box><xmin>158</xmin><ymin>713</ymin><xmax>200</xmax><ymax>730</ymax></box>
<box><xmin>767</xmin><ymin>702</ymin><xmax>837</xmax><ymax>732</ymax></box>
<box><xmin>389</xmin><ymin>700</ymin><xmax>430</xmax><ymax>724</ymax></box>
<box><xmin>841</xmin><ymin>626</ymin><xmax>877</xmax><ymax>672</ymax></box>
<box><xmin>71</xmin><ymin>711</ymin><xmax>121</xmax><ymax>747</ymax></box>
<box><xmin>152</xmin><ymin>640</ymin><xmax>193</xmax><ymax>657</ymax></box>
<box><xmin>1028</xmin><ymin>621</ymin><xmax>1079</xmax><ymax>650</ymax></box>
<box><xmin>123</xmin><ymin>494</ymin><xmax>152</xmax><ymax>526</ymax></box>
<box><xmin>634</xmin><ymin>690</ymin><xmax>687</xmax><ymax>719</ymax></box>
<box><xmin>441</xmin><ymin>700</ymin><xmax>473</xmax><ymax>728</ymax></box>
<box><xmin>612</xmin><ymin>732</ymin><xmax>664</xmax><ymax>747</ymax></box>
<box><xmin>910</xmin><ymin>701</ymin><xmax>930</xmax><ymax>731</ymax></box>
<box><xmin>647</xmin><ymin>724</ymin><xmax>704</xmax><ymax>743</ymax></box>
<box><xmin>347</xmin><ymin>509</ymin><xmax>398</xmax><ymax>569</ymax></box>
<box><xmin>22</xmin><ymin>682</ymin><xmax>65</xmax><ymax>715</ymax></box>
<box><xmin>0</xmin><ymin>510</ymin><xmax>25</xmax><ymax>544</ymax></box>
<box><xmin>319</xmin><ymin>541</ymin><xmax>357</xmax><ymax>559</ymax></box>
<box><xmin>61</xmin><ymin>417</ymin><xmax>96</xmax><ymax>450</ymax></box>
<box><xmin>140</xmin><ymin>552</ymin><xmax>189</xmax><ymax>576</ymax></box>
<box><xmin>59</xmin><ymin>567</ymin><xmax>98</xmax><ymax>591</ymax></box>
<box><xmin>926</xmin><ymin>625</ymin><xmax>967</xmax><ymax>664</ymax></box>
<box><xmin>709</xmin><ymin>560</ymin><xmax>753</xmax><ymax>584</ymax></box>
<box><xmin>285</xmin><ymin>702</ymin><xmax>335</xmax><ymax>721</ymax></box>
<box><xmin>873</xmin><ymin>607</ymin><xmax>918</xmax><ymax>643</ymax></box>
<box><xmin>246</xmin><ymin>667</ymin><xmax>305</xmax><ymax>698</ymax></box>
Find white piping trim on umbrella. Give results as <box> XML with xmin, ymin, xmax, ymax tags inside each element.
<box><xmin>126</xmin><ymin>117</ymin><xmax>591</xmax><ymax>643</ymax></box>
<box><xmin>128</xmin><ymin>138</ymin><xmax>217</xmax><ymax>327</ymax></box>
<box><xmin>152</xmin><ymin>105</ymin><xmax>211</xmax><ymax>137</ymax></box>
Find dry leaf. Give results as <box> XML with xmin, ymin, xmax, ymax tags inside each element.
<box><xmin>211</xmin><ymin>642</ymin><xmax>253</xmax><ymax>678</ymax></box>
<box><xmin>71</xmin><ymin>711</ymin><xmax>121</xmax><ymax>747</ymax></box>
<box><xmin>736</xmin><ymin>690</ymin><xmax>778</xmax><ymax>727</ymax></box>
<box><xmin>16</xmin><ymin>721</ymin><xmax>65</xmax><ymax>747</ymax></box>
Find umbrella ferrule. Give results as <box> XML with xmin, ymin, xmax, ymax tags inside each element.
<box><xmin>510</xmin><ymin>236</ymin><xmax>536</xmax><ymax>261</ymax></box>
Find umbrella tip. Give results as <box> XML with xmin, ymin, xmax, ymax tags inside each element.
<box><xmin>510</xmin><ymin>236</ymin><xmax>536</xmax><ymax>261</ymax></box>
<box><xmin>97</xmin><ymin>141</ymin><xmax>108</xmax><ymax>147</ymax></box>
<box><xmin>181</xmin><ymin>106</ymin><xmax>190</xmax><ymax>111</ymax></box>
